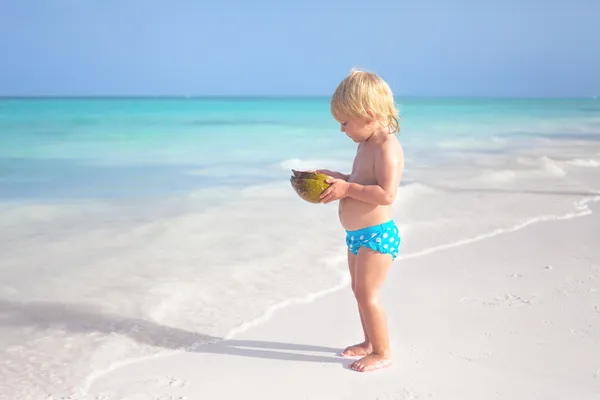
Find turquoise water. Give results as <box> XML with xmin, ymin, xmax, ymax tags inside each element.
<box><xmin>1</xmin><ymin>97</ymin><xmax>599</xmax><ymax>200</ymax></box>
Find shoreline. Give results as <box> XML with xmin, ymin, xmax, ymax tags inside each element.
<box><xmin>79</xmin><ymin>193</ymin><xmax>600</xmax><ymax>399</ymax></box>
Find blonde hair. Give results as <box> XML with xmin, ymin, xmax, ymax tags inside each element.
<box><xmin>330</xmin><ymin>68</ymin><xmax>400</xmax><ymax>134</ymax></box>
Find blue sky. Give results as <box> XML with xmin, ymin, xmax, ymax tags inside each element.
<box><xmin>1</xmin><ymin>0</ymin><xmax>599</xmax><ymax>97</ymax></box>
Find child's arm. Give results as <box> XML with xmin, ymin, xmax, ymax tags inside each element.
<box><xmin>320</xmin><ymin>144</ymin><xmax>403</xmax><ymax>205</ymax></box>
<box><xmin>346</xmin><ymin>146</ymin><xmax>403</xmax><ymax>205</ymax></box>
<box><xmin>316</xmin><ymin>169</ymin><xmax>350</xmax><ymax>181</ymax></box>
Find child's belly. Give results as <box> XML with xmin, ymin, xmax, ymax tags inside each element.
<box><xmin>338</xmin><ymin>197</ymin><xmax>392</xmax><ymax>231</ymax></box>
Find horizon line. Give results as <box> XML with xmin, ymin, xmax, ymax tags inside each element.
<box><xmin>0</xmin><ymin>94</ymin><xmax>597</xmax><ymax>100</ymax></box>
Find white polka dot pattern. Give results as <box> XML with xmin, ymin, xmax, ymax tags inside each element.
<box><xmin>345</xmin><ymin>221</ymin><xmax>401</xmax><ymax>260</ymax></box>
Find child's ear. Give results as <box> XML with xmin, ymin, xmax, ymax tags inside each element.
<box><xmin>365</xmin><ymin>109</ymin><xmax>376</xmax><ymax>122</ymax></box>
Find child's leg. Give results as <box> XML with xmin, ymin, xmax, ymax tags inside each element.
<box><xmin>349</xmin><ymin>247</ymin><xmax>393</xmax><ymax>372</ymax></box>
<box><xmin>341</xmin><ymin>249</ymin><xmax>372</xmax><ymax>357</ymax></box>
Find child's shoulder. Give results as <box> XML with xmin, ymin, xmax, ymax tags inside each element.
<box><xmin>380</xmin><ymin>134</ymin><xmax>403</xmax><ymax>155</ymax></box>
<box><xmin>377</xmin><ymin>135</ymin><xmax>404</xmax><ymax>167</ymax></box>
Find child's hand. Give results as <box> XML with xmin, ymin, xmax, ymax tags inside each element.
<box><xmin>320</xmin><ymin>178</ymin><xmax>349</xmax><ymax>203</ymax></box>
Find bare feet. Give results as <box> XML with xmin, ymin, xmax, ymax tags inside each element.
<box><xmin>349</xmin><ymin>353</ymin><xmax>392</xmax><ymax>372</ymax></box>
<box><xmin>340</xmin><ymin>341</ymin><xmax>372</xmax><ymax>357</ymax></box>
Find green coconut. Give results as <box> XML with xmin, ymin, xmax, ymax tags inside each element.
<box><xmin>290</xmin><ymin>169</ymin><xmax>331</xmax><ymax>203</ymax></box>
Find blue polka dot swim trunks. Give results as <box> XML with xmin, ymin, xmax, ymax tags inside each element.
<box><xmin>345</xmin><ymin>220</ymin><xmax>401</xmax><ymax>260</ymax></box>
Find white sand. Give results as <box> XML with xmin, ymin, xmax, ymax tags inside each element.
<box><xmin>79</xmin><ymin>198</ymin><xmax>600</xmax><ymax>400</ymax></box>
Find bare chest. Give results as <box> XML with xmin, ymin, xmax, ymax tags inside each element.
<box><xmin>349</xmin><ymin>146</ymin><xmax>377</xmax><ymax>185</ymax></box>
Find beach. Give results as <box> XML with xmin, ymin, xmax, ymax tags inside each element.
<box><xmin>1</xmin><ymin>98</ymin><xmax>599</xmax><ymax>399</ymax></box>
<box><xmin>85</xmin><ymin>200</ymin><xmax>600</xmax><ymax>400</ymax></box>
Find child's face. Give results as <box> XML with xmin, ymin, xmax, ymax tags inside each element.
<box><xmin>339</xmin><ymin>117</ymin><xmax>372</xmax><ymax>142</ymax></box>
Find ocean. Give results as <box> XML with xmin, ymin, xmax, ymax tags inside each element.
<box><xmin>2</xmin><ymin>97</ymin><xmax>598</xmax><ymax>200</ymax></box>
<box><xmin>1</xmin><ymin>97</ymin><xmax>600</xmax><ymax>399</ymax></box>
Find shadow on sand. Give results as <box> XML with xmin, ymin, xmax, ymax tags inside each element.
<box><xmin>0</xmin><ymin>298</ymin><xmax>348</xmax><ymax>365</ymax></box>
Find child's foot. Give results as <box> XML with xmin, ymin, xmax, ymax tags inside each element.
<box><xmin>340</xmin><ymin>341</ymin><xmax>372</xmax><ymax>357</ymax></box>
<box><xmin>349</xmin><ymin>353</ymin><xmax>392</xmax><ymax>372</ymax></box>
